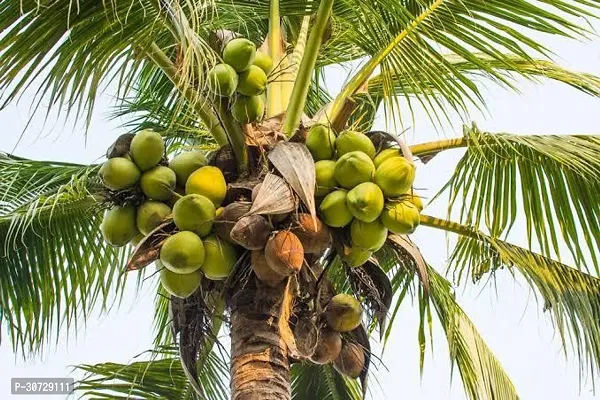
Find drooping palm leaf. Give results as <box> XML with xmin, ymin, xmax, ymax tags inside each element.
<box><xmin>291</xmin><ymin>363</ymin><xmax>362</xmax><ymax>400</ymax></box>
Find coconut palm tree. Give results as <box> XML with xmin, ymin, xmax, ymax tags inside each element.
<box><xmin>2</xmin><ymin>0</ymin><xmax>600</xmax><ymax>399</ymax></box>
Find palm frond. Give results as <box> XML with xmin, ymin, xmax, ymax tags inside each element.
<box><xmin>291</xmin><ymin>363</ymin><xmax>362</xmax><ymax>400</ymax></box>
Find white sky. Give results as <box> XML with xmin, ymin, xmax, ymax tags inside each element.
<box><xmin>2</xmin><ymin>21</ymin><xmax>600</xmax><ymax>400</ymax></box>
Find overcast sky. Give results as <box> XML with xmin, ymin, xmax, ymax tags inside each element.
<box><xmin>2</xmin><ymin>21</ymin><xmax>600</xmax><ymax>400</ymax></box>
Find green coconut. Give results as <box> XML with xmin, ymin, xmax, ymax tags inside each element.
<box><xmin>306</xmin><ymin>124</ymin><xmax>336</xmax><ymax>161</ymax></box>
<box><xmin>373</xmin><ymin>148</ymin><xmax>401</xmax><ymax>168</ymax></box>
<box><xmin>315</xmin><ymin>160</ymin><xmax>338</xmax><ymax>197</ymax></box>
<box><xmin>333</xmin><ymin>342</ymin><xmax>365</xmax><ymax>379</ymax></box>
<box><xmin>334</xmin><ymin>151</ymin><xmax>375</xmax><ymax>189</ymax></box>
<box><xmin>101</xmin><ymin>205</ymin><xmax>139</xmax><ymax>247</ymax></box>
<box><xmin>237</xmin><ymin>65</ymin><xmax>267</xmax><ymax>96</ymax></box>
<box><xmin>160</xmin><ymin>231</ymin><xmax>205</xmax><ymax>274</ymax></box>
<box><xmin>201</xmin><ymin>235</ymin><xmax>238</xmax><ymax>280</ymax></box>
<box><xmin>324</xmin><ymin>294</ymin><xmax>363</xmax><ymax>332</ymax></box>
<box><xmin>130</xmin><ymin>130</ymin><xmax>165</xmax><ymax>171</ymax></box>
<box><xmin>340</xmin><ymin>245</ymin><xmax>372</xmax><ymax>267</ymax></box>
<box><xmin>130</xmin><ymin>233</ymin><xmax>145</xmax><ymax>247</ymax></box>
<box><xmin>208</xmin><ymin>63</ymin><xmax>238</xmax><ymax>97</ymax></box>
<box><xmin>350</xmin><ymin>219</ymin><xmax>388</xmax><ymax>251</ymax></box>
<box><xmin>140</xmin><ymin>166</ymin><xmax>176</xmax><ymax>201</ymax></box>
<box><xmin>253</xmin><ymin>52</ymin><xmax>273</xmax><ymax>74</ymax></box>
<box><xmin>136</xmin><ymin>201</ymin><xmax>171</xmax><ymax>235</ymax></box>
<box><xmin>158</xmin><ymin>260</ymin><xmax>201</xmax><ymax>298</ymax></box>
<box><xmin>223</xmin><ymin>38</ymin><xmax>256</xmax><ymax>72</ymax></box>
<box><xmin>335</xmin><ymin>130</ymin><xmax>376</xmax><ymax>159</ymax></box>
<box><xmin>380</xmin><ymin>200</ymin><xmax>421</xmax><ymax>234</ymax></box>
<box><xmin>319</xmin><ymin>189</ymin><xmax>353</xmax><ymax>228</ymax></box>
<box><xmin>98</xmin><ymin>157</ymin><xmax>140</xmax><ymax>191</ymax></box>
<box><xmin>185</xmin><ymin>166</ymin><xmax>227</xmax><ymax>207</ymax></box>
<box><xmin>168</xmin><ymin>150</ymin><xmax>208</xmax><ymax>187</ymax></box>
<box><xmin>346</xmin><ymin>182</ymin><xmax>384</xmax><ymax>222</ymax></box>
<box><xmin>231</xmin><ymin>94</ymin><xmax>265</xmax><ymax>124</ymax></box>
<box><xmin>173</xmin><ymin>194</ymin><xmax>216</xmax><ymax>237</ymax></box>
<box><xmin>374</xmin><ymin>156</ymin><xmax>416</xmax><ymax>197</ymax></box>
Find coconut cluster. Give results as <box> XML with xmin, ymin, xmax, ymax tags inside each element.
<box><xmin>308</xmin><ymin>125</ymin><xmax>423</xmax><ymax>267</ymax></box>
<box><xmin>208</xmin><ymin>38</ymin><xmax>273</xmax><ymax>124</ymax></box>
<box><xmin>98</xmin><ymin>130</ymin><xmax>237</xmax><ymax>298</ymax></box>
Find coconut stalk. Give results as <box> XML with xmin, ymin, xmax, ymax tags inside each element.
<box><xmin>266</xmin><ymin>0</ymin><xmax>288</xmax><ymax>117</ymax></box>
<box><xmin>216</xmin><ymin>99</ymin><xmax>249</xmax><ymax>173</ymax></box>
<box><xmin>281</xmin><ymin>0</ymin><xmax>335</xmax><ymax>136</ymax></box>
<box><xmin>410</xmin><ymin>137</ymin><xmax>468</xmax><ymax>157</ymax></box>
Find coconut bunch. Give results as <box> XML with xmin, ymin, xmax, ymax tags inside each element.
<box><xmin>207</xmin><ymin>37</ymin><xmax>273</xmax><ymax>124</ymax></box>
<box><xmin>307</xmin><ymin>124</ymin><xmax>423</xmax><ymax>267</ymax></box>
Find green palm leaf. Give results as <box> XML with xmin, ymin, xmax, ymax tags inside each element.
<box><xmin>291</xmin><ymin>363</ymin><xmax>362</xmax><ymax>400</ymax></box>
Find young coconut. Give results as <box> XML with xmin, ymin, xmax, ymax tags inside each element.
<box><xmin>264</xmin><ymin>230</ymin><xmax>304</xmax><ymax>277</ymax></box>
<box><xmin>334</xmin><ymin>151</ymin><xmax>375</xmax><ymax>189</ymax></box>
<box><xmin>291</xmin><ymin>214</ymin><xmax>331</xmax><ymax>254</ymax></box>
<box><xmin>173</xmin><ymin>194</ymin><xmax>215</xmax><ymax>237</ymax></box>
<box><xmin>374</xmin><ymin>156</ymin><xmax>416</xmax><ymax>197</ymax></box>
<box><xmin>350</xmin><ymin>219</ymin><xmax>388</xmax><ymax>252</ymax></box>
<box><xmin>306</xmin><ymin>124</ymin><xmax>336</xmax><ymax>161</ymax></box>
<box><xmin>373</xmin><ymin>148</ymin><xmax>401</xmax><ymax>168</ymax></box>
<box><xmin>136</xmin><ymin>201</ymin><xmax>172</xmax><ymax>235</ymax></box>
<box><xmin>346</xmin><ymin>182</ymin><xmax>384</xmax><ymax>223</ymax></box>
<box><xmin>185</xmin><ymin>166</ymin><xmax>227</xmax><ymax>207</ymax></box>
<box><xmin>311</xmin><ymin>329</ymin><xmax>342</xmax><ymax>365</ymax></box>
<box><xmin>251</xmin><ymin>250</ymin><xmax>287</xmax><ymax>287</ymax></box>
<box><xmin>201</xmin><ymin>235</ymin><xmax>238</xmax><ymax>280</ymax></box>
<box><xmin>335</xmin><ymin>130</ymin><xmax>376</xmax><ymax>159</ymax></box>
<box><xmin>407</xmin><ymin>192</ymin><xmax>424</xmax><ymax>211</ymax></box>
<box><xmin>380</xmin><ymin>200</ymin><xmax>421</xmax><ymax>234</ymax></box>
<box><xmin>237</xmin><ymin>65</ymin><xmax>267</xmax><ymax>96</ymax></box>
<box><xmin>160</xmin><ymin>231</ymin><xmax>205</xmax><ymax>274</ymax></box>
<box><xmin>208</xmin><ymin>63</ymin><xmax>238</xmax><ymax>97</ymax></box>
<box><xmin>324</xmin><ymin>293</ymin><xmax>363</xmax><ymax>332</ymax></box>
<box><xmin>230</xmin><ymin>214</ymin><xmax>271</xmax><ymax>250</ymax></box>
<box><xmin>130</xmin><ymin>130</ymin><xmax>165</xmax><ymax>171</ymax></box>
<box><xmin>168</xmin><ymin>151</ymin><xmax>208</xmax><ymax>187</ymax></box>
<box><xmin>99</xmin><ymin>157</ymin><xmax>140</xmax><ymax>190</ymax></box>
<box><xmin>213</xmin><ymin>202</ymin><xmax>252</xmax><ymax>243</ymax></box>
<box><xmin>157</xmin><ymin>260</ymin><xmax>201</xmax><ymax>298</ymax></box>
<box><xmin>223</xmin><ymin>38</ymin><xmax>256</xmax><ymax>72</ymax></box>
<box><xmin>101</xmin><ymin>205</ymin><xmax>139</xmax><ymax>247</ymax></box>
<box><xmin>231</xmin><ymin>94</ymin><xmax>265</xmax><ymax>124</ymax></box>
<box><xmin>315</xmin><ymin>160</ymin><xmax>337</xmax><ymax>197</ymax></box>
<box><xmin>333</xmin><ymin>342</ymin><xmax>365</xmax><ymax>379</ymax></box>
<box><xmin>319</xmin><ymin>189</ymin><xmax>353</xmax><ymax>228</ymax></box>
<box><xmin>130</xmin><ymin>233</ymin><xmax>145</xmax><ymax>247</ymax></box>
<box><xmin>340</xmin><ymin>245</ymin><xmax>372</xmax><ymax>268</ymax></box>
<box><xmin>253</xmin><ymin>51</ymin><xmax>273</xmax><ymax>74</ymax></box>
<box><xmin>140</xmin><ymin>166</ymin><xmax>176</xmax><ymax>201</ymax></box>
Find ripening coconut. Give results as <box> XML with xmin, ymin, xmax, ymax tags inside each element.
<box><xmin>237</xmin><ymin>65</ymin><xmax>267</xmax><ymax>96</ymax></box>
<box><xmin>230</xmin><ymin>215</ymin><xmax>271</xmax><ymax>250</ymax></box>
<box><xmin>324</xmin><ymin>294</ymin><xmax>363</xmax><ymax>332</ymax></box>
<box><xmin>346</xmin><ymin>182</ymin><xmax>384</xmax><ymax>223</ymax></box>
<box><xmin>335</xmin><ymin>130</ymin><xmax>376</xmax><ymax>159</ymax></box>
<box><xmin>374</xmin><ymin>156</ymin><xmax>415</xmax><ymax>197</ymax></box>
<box><xmin>251</xmin><ymin>250</ymin><xmax>287</xmax><ymax>287</ymax></box>
<box><xmin>319</xmin><ymin>189</ymin><xmax>353</xmax><ymax>228</ymax></box>
<box><xmin>140</xmin><ymin>166</ymin><xmax>176</xmax><ymax>201</ymax></box>
<box><xmin>315</xmin><ymin>160</ymin><xmax>338</xmax><ymax>197</ymax></box>
<box><xmin>101</xmin><ymin>205</ymin><xmax>139</xmax><ymax>247</ymax></box>
<box><xmin>158</xmin><ymin>260</ymin><xmax>201</xmax><ymax>298</ymax></box>
<box><xmin>99</xmin><ymin>157</ymin><xmax>140</xmax><ymax>191</ymax></box>
<box><xmin>223</xmin><ymin>38</ymin><xmax>257</xmax><ymax>72</ymax></box>
<box><xmin>311</xmin><ymin>329</ymin><xmax>342</xmax><ymax>365</ymax></box>
<box><xmin>333</xmin><ymin>342</ymin><xmax>365</xmax><ymax>379</ymax></box>
<box><xmin>200</xmin><ymin>235</ymin><xmax>238</xmax><ymax>280</ymax></box>
<box><xmin>380</xmin><ymin>200</ymin><xmax>421</xmax><ymax>234</ymax></box>
<box><xmin>334</xmin><ymin>151</ymin><xmax>375</xmax><ymax>189</ymax></box>
<box><xmin>130</xmin><ymin>130</ymin><xmax>165</xmax><ymax>171</ymax></box>
<box><xmin>231</xmin><ymin>94</ymin><xmax>265</xmax><ymax>124</ymax></box>
<box><xmin>350</xmin><ymin>219</ymin><xmax>388</xmax><ymax>252</ymax></box>
<box><xmin>265</xmin><ymin>230</ymin><xmax>304</xmax><ymax>277</ymax></box>
<box><xmin>160</xmin><ymin>231</ymin><xmax>205</xmax><ymax>274</ymax></box>
<box><xmin>136</xmin><ymin>200</ymin><xmax>171</xmax><ymax>235</ymax></box>
<box><xmin>213</xmin><ymin>202</ymin><xmax>252</xmax><ymax>243</ymax></box>
<box><xmin>306</xmin><ymin>124</ymin><xmax>336</xmax><ymax>161</ymax></box>
<box><xmin>208</xmin><ymin>63</ymin><xmax>238</xmax><ymax>97</ymax></box>
<box><xmin>253</xmin><ymin>52</ymin><xmax>273</xmax><ymax>74</ymax></box>
<box><xmin>185</xmin><ymin>166</ymin><xmax>227</xmax><ymax>207</ymax></box>
<box><xmin>407</xmin><ymin>192</ymin><xmax>424</xmax><ymax>211</ymax></box>
<box><xmin>373</xmin><ymin>148</ymin><xmax>401</xmax><ymax>168</ymax></box>
<box><xmin>173</xmin><ymin>194</ymin><xmax>216</xmax><ymax>237</ymax></box>
<box><xmin>340</xmin><ymin>245</ymin><xmax>372</xmax><ymax>268</ymax></box>
<box><xmin>291</xmin><ymin>214</ymin><xmax>331</xmax><ymax>254</ymax></box>
<box><xmin>168</xmin><ymin>151</ymin><xmax>208</xmax><ymax>187</ymax></box>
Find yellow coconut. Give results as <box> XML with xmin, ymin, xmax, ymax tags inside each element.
<box><xmin>140</xmin><ymin>166</ymin><xmax>176</xmax><ymax>201</ymax></box>
<box><xmin>208</xmin><ymin>63</ymin><xmax>238</xmax><ymax>97</ymax></box>
<box><xmin>253</xmin><ymin>51</ymin><xmax>273</xmax><ymax>74</ymax></box>
<box><xmin>136</xmin><ymin>201</ymin><xmax>171</xmax><ymax>235</ymax></box>
<box><xmin>306</xmin><ymin>124</ymin><xmax>336</xmax><ymax>161</ymax></box>
<box><xmin>264</xmin><ymin>230</ymin><xmax>304</xmax><ymax>277</ymax></box>
<box><xmin>374</xmin><ymin>156</ymin><xmax>415</xmax><ymax>197</ymax></box>
<box><xmin>231</xmin><ymin>94</ymin><xmax>265</xmax><ymax>124</ymax></box>
<box><xmin>185</xmin><ymin>166</ymin><xmax>227</xmax><ymax>207</ymax></box>
<box><xmin>333</xmin><ymin>342</ymin><xmax>365</xmax><ymax>379</ymax></box>
<box><xmin>319</xmin><ymin>189</ymin><xmax>353</xmax><ymax>228</ymax></box>
<box><xmin>168</xmin><ymin>151</ymin><xmax>208</xmax><ymax>187</ymax></box>
<box><xmin>324</xmin><ymin>293</ymin><xmax>363</xmax><ymax>332</ymax></box>
<box><xmin>346</xmin><ymin>182</ymin><xmax>384</xmax><ymax>223</ymax></box>
<box><xmin>160</xmin><ymin>231</ymin><xmax>205</xmax><ymax>274</ymax></box>
<box><xmin>101</xmin><ymin>205</ymin><xmax>139</xmax><ymax>247</ymax></box>
<box><xmin>311</xmin><ymin>329</ymin><xmax>342</xmax><ymax>365</ymax></box>
<box><xmin>99</xmin><ymin>157</ymin><xmax>140</xmax><ymax>191</ymax></box>
<box><xmin>201</xmin><ymin>235</ymin><xmax>238</xmax><ymax>280</ymax></box>
<box><xmin>130</xmin><ymin>130</ymin><xmax>165</xmax><ymax>171</ymax></box>
<box><xmin>340</xmin><ymin>245</ymin><xmax>372</xmax><ymax>267</ymax></box>
<box><xmin>173</xmin><ymin>194</ymin><xmax>216</xmax><ymax>237</ymax></box>
<box><xmin>315</xmin><ymin>160</ymin><xmax>338</xmax><ymax>197</ymax></box>
<box><xmin>334</xmin><ymin>151</ymin><xmax>375</xmax><ymax>189</ymax></box>
<box><xmin>380</xmin><ymin>200</ymin><xmax>420</xmax><ymax>234</ymax></box>
<box><xmin>237</xmin><ymin>65</ymin><xmax>267</xmax><ymax>96</ymax></box>
<box><xmin>373</xmin><ymin>148</ymin><xmax>401</xmax><ymax>168</ymax></box>
<box><xmin>335</xmin><ymin>130</ymin><xmax>376</xmax><ymax>159</ymax></box>
<box><xmin>407</xmin><ymin>192</ymin><xmax>424</xmax><ymax>211</ymax></box>
<box><xmin>223</xmin><ymin>38</ymin><xmax>257</xmax><ymax>72</ymax></box>
<box><xmin>251</xmin><ymin>250</ymin><xmax>286</xmax><ymax>287</ymax></box>
<box><xmin>350</xmin><ymin>219</ymin><xmax>388</xmax><ymax>251</ymax></box>
<box><xmin>158</xmin><ymin>260</ymin><xmax>201</xmax><ymax>298</ymax></box>
<box><xmin>291</xmin><ymin>214</ymin><xmax>331</xmax><ymax>254</ymax></box>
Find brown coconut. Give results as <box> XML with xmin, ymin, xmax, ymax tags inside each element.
<box><xmin>251</xmin><ymin>250</ymin><xmax>287</xmax><ymax>287</ymax></box>
<box><xmin>230</xmin><ymin>214</ymin><xmax>271</xmax><ymax>250</ymax></box>
<box><xmin>311</xmin><ymin>329</ymin><xmax>342</xmax><ymax>365</ymax></box>
<box><xmin>264</xmin><ymin>230</ymin><xmax>304</xmax><ymax>277</ymax></box>
<box><xmin>213</xmin><ymin>202</ymin><xmax>252</xmax><ymax>243</ymax></box>
<box><xmin>291</xmin><ymin>213</ymin><xmax>331</xmax><ymax>254</ymax></box>
<box><xmin>333</xmin><ymin>342</ymin><xmax>365</xmax><ymax>378</ymax></box>
<box><xmin>294</xmin><ymin>317</ymin><xmax>320</xmax><ymax>358</ymax></box>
